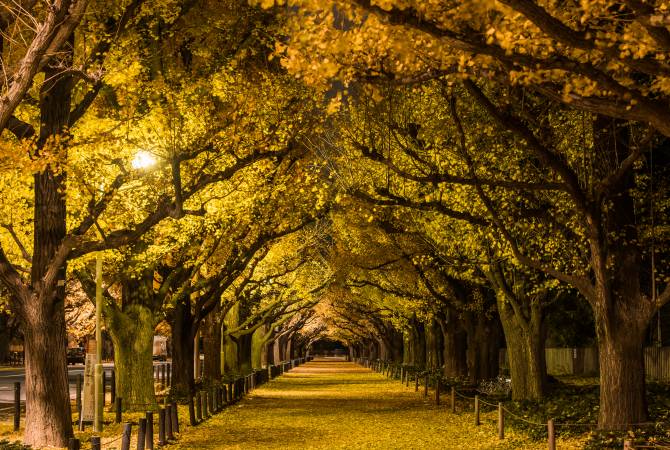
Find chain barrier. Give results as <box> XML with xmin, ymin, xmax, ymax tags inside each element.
<box><xmin>354</xmin><ymin>357</ymin><xmax>670</xmax><ymax>449</ymax></box>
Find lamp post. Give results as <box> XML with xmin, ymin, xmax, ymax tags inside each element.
<box><xmin>93</xmin><ymin>150</ymin><xmax>156</xmax><ymax>432</ymax></box>
<box><xmin>94</xmin><ymin>252</ymin><xmax>103</xmax><ymax>432</ymax></box>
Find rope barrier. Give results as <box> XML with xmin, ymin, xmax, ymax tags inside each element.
<box><xmin>500</xmin><ymin>406</ymin><xmax>547</xmax><ymax>427</ymax></box>
<box><xmin>101</xmin><ymin>432</ymin><xmax>124</xmax><ymax>449</ymax></box>
<box><xmin>453</xmin><ymin>390</ymin><xmax>475</xmax><ymax>400</ymax></box>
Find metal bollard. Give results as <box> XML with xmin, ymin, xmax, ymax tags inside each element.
<box><xmin>145</xmin><ymin>411</ymin><xmax>154</xmax><ymax>450</ymax></box>
<box><xmin>110</xmin><ymin>395</ymin><xmax>120</xmax><ymax>423</ymax></box>
<box><xmin>101</xmin><ymin>370</ymin><xmax>106</xmax><ymax>405</ymax></box>
<box><xmin>475</xmin><ymin>395</ymin><xmax>480</xmax><ymax>426</ymax></box>
<box><xmin>91</xmin><ymin>436</ymin><xmax>101</xmax><ymax>450</ymax></box>
<box><xmin>188</xmin><ymin>395</ymin><xmax>196</xmax><ymax>426</ymax></box>
<box><xmin>121</xmin><ymin>422</ymin><xmax>132</xmax><ymax>450</ymax></box>
<box><xmin>451</xmin><ymin>386</ymin><xmax>456</xmax><ymax>413</ymax></box>
<box><xmin>196</xmin><ymin>392</ymin><xmax>203</xmax><ymax>422</ymax></box>
<box><xmin>76</xmin><ymin>374</ymin><xmax>82</xmax><ymax>412</ymax></box>
<box><xmin>110</xmin><ymin>370</ymin><xmax>116</xmax><ymax>405</ymax></box>
<box><xmin>137</xmin><ymin>418</ymin><xmax>147</xmax><ymax>450</ymax></box>
<box><xmin>13</xmin><ymin>381</ymin><xmax>20</xmax><ymax>431</ymax></box>
<box><xmin>158</xmin><ymin>408</ymin><xmax>167</xmax><ymax>445</ymax></box>
<box><xmin>68</xmin><ymin>438</ymin><xmax>81</xmax><ymax>450</ymax></box>
<box><xmin>166</xmin><ymin>404</ymin><xmax>174</xmax><ymax>440</ymax></box>
<box><xmin>171</xmin><ymin>401</ymin><xmax>180</xmax><ymax>433</ymax></box>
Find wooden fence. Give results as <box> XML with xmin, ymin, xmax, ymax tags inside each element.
<box><xmin>499</xmin><ymin>347</ymin><xmax>670</xmax><ymax>380</ymax></box>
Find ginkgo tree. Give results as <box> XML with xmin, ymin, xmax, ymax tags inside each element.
<box><xmin>0</xmin><ymin>0</ymin><xmax>317</xmax><ymax>445</ymax></box>
<box><xmin>258</xmin><ymin>0</ymin><xmax>670</xmax><ymax>428</ymax></box>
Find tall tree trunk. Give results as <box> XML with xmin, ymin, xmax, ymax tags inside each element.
<box><xmin>596</xmin><ymin>317</ymin><xmax>647</xmax><ymax>429</ymax></box>
<box><xmin>23</xmin><ymin>53</ymin><xmax>75</xmax><ymax>447</ymax></box>
<box><xmin>465</xmin><ymin>313</ymin><xmax>501</xmax><ymax>382</ymax></box>
<box><xmin>438</xmin><ymin>315</ymin><xmax>468</xmax><ymax>377</ymax></box>
<box><xmin>238</xmin><ymin>333</ymin><xmax>253</xmax><ymax>372</ymax></box>
<box><xmin>23</xmin><ymin>296</ymin><xmax>72</xmax><ymax>447</ymax></box>
<box><xmin>202</xmin><ymin>313</ymin><xmax>221</xmax><ymax>381</ymax></box>
<box><xmin>498</xmin><ymin>297</ymin><xmax>546</xmax><ymax>400</ymax></box>
<box><xmin>223</xmin><ymin>334</ymin><xmax>239</xmax><ymax>373</ymax></box>
<box><xmin>251</xmin><ymin>326</ymin><xmax>266</xmax><ymax>369</ymax></box>
<box><xmin>170</xmin><ymin>301</ymin><xmax>195</xmax><ymax>397</ymax></box>
<box><xmin>410</xmin><ymin>320</ymin><xmax>426</xmax><ymax>367</ymax></box>
<box><xmin>107</xmin><ymin>305</ymin><xmax>157</xmax><ymax>411</ymax></box>
<box><xmin>425</xmin><ymin>319</ymin><xmax>442</xmax><ymax>369</ymax></box>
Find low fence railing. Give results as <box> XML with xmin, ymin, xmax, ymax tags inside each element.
<box><xmin>354</xmin><ymin>357</ymin><xmax>670</xmax><ymax>450</ymax></box>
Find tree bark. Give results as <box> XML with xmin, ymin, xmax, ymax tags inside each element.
<box><xmin>465</xmin><ymin>313</ymin><xmax>501</xmax><ymax>382</ymax></box>
<box><xmin>238</xmin><ymin>333</ymin><xmax>253</xmax><ymax>372</ymax></box>
<box><xmin>202</xmin><ymin>313</ymin><xmax>221</xmax><ymax>381</ymax></box>
<box><xmin>170</xmin><ymin>301</ymin><xmax>196</xmax><ymax>397</ymax></box>
<box><xmin>438</xmin><ymin>314</ymin><xmax>468</xmax><ymax>377</ymax></box>
<box><xmin>107</xmin><ymin>305</ymin><xmax>157</xmax><ymax>411</ymax></box>
<box><xmin>498</xmin><ymin>296</ymin><xmax>546</xmax><ymax>400</ymax></box>
<box><xmin>22</xmin><ymin>47</ymin><xmax>75</xmax><ymax>447</ymax></box>
<box><xmin>23</xmin><ymin>295</ymin><xmax>72</xmax><ymax>447</ymax></box>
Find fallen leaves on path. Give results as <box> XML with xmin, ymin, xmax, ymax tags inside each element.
<box><xmin>173</xmin><ymin>360</ymin><xmax>586</xmax><ymax>449</ymax></box>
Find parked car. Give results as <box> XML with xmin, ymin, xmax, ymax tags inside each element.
<box><xmin>66</xmin><ymin>347</ymin><xmax>85</xmax><ymax>365</ymax></box>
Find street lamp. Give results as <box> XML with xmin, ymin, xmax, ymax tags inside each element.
<box><xmin>94</xmin><ymin>150</ymin><xmax>156</xmax><ymax>431</ymax></box>
<box><xmin>131</xmin><ymin>150</ymin><xmax>156</xmax><ymax>170</ymax></box>
<box><xmin>94</xmin><ymin>253</ymin><xmax>103</xmax><ymax>432</ymax></box>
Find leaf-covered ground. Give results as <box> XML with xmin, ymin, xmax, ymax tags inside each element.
<box><xmin>173</xmin><ymin>359</ymin><xmax>585</xmax><ymax>449</ymax></box>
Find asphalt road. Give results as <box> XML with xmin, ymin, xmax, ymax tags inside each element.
<box><xmin>0</xmin><ymin>362</ymin><xmax>170</xmax><ymax>403</ymax></box>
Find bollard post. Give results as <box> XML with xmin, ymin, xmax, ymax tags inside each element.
<box><xmin>203</xmin><ymin>390</ymin><xmax>210</xmax><ymax>418</ymax></box>
<box><xmin>137</xmin><ymin>418</ymin><xmax>147</xmax><ymax>450</ymax></box>
<box><xmin>218</xmin><ymin>386</ymin><xmax>223</xmax><ymax>409</ymax></box>
<box><xmin>189</xmin><ymin>395</ymin><xmax>196</xmax><ymax>426</ymax></box>
<box><xmin>76</xmin><ymin>374</ymin><xmax>82</xmax><ymax>412</ymax></box>
<box><xmin>171</xmin><ymin>402</ymin><xmax>180</xmax><ymax>433</ymax></box>
<box><xmin>435</xmin><ymin>378</ymin><xmax>440</xmax><ymax>406</ymax></box>
<box><xmin>415</xmin><ymin>373</ymin><xmax>419</xmax><ymax>392</ymax></box>
<box><xmin>145</xmin><ymin>411</ymin><xmax>154</xmax><ymax>450</ymax></box>
<box><xmin>158</xmin><ymin>408</ymin><xmax>167</xmax><ymax>445</ymax></box>
<box><xmin>475</xmin><ymin>395</ymin><xmax>480</xmax><ymax>426</ymax></box>
<box><xmin>424</xmin><ymin>374</ymin><xmax>429</xmax><ymax>397</ymax></box>
<box><xmin>196</xmin><ymin>392</ymin><xmax>202</xmax><ymax>422</ymax></box>
<box><xmin>102</xmin><ymin>369</ymin><xmax>107</xmax><ymax>406</ymax></box>
<box><xmin>68</xmin><ymin>438</ymin><xmax>81</xmax><ymax>450</ymax></box>
<box><xmin>13</xmin><ymin>381</ymin><xmax>20</xmax><ymax>431</ymax></box>
<box><xmin>222</xmin><ymin>386</ymin><xmax>228</xmax><ymax>405</ymax></box>
<box><xmin>110</xmin><ymin>370</ymin><xmax>116</xmax><ymax>405</ymax></box>
<box><xmin>121</xmin><ymin>422</ymin><xmax>132</xmax><ymax>450</ymax></box>
<box><xmin>211</xmin><ymin>387</ymin><xmax>217</xmax><ymax>413</ymax></box>
<box><xmin>547</xmin><ymin>419</ymin><xmax>556</xmax><ymax>450</ymax></box>
<box><xmin>451</xmin><ymin>386</ymin><xmax>456</xmax><ymax>413</ymax></box>
<box><xmin>228</xmin><ymin>383</ymin><xmax>233</xmax><ymax>403</ymax></box>
<box><xmin>165</xmin><ymin>404</ymin><xmax>174</xmax><ymax>440</ymax></box>
<box><xmin>115</xmin><ymin>397</ymin><xmax>122</xmax><ymax>423</ymax></box>
<box><xmin>91</xmin><ymin>436</ymin><xmax>101</xmax><ymax>450</ymax></box>
<box><xmin>498</xmin><ymin>402</ymin><xmax>504</xmax><ymax>440</ymax></box>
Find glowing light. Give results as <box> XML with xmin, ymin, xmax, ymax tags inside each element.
<box><xmin>131</xmin><ymin>150</ymin><xmax>156</xmax><ymax>170</ymax></box>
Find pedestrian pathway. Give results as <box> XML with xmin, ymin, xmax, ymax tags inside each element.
<box><xmin>174</xmin><ymin>359</ymin><xmax>572</xmax><ymax>449</ymax></box>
